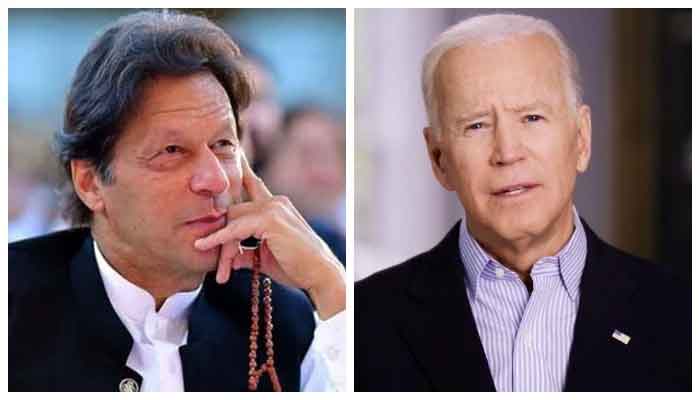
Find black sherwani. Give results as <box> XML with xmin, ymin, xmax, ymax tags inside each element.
<box><xmin>9</xmin><ymin>228</ymin><xmax>316</xmax><ymax>391</ymax></box>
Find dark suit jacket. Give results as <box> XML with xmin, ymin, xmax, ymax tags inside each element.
<box><xmin>9</xmin><ymin>228</ymin><xmax>316</xmax><ymax>392</ymax></box>
<box><xmin>355</xmin><ymin>220</ymin><xmax>691</xmax><ymax>391</ymax></box>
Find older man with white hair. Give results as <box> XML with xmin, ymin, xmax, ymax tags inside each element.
<box><xmin>355</xmin><ymin>14</ymin><xmax>690</xmax><ymax>392</ymax></box>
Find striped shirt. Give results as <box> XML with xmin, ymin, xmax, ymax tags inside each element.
<box><xmin>458</xmin><ymin>208</ymin><xmax>587</xmax><ymax>392</ymax></box>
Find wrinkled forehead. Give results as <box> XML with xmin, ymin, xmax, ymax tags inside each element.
<box><xmin>118</xmin><ymin>72</ymin><xmax>238</xmax><ymax>148</ymax></box>
<box><xmin>434</xmin><ymin>33</ymin><xmax>569</xmax><ymax>115</ymax></box>
<box><xmin>137</xmin><ymin>72</ymin><xmax>233</xmax><ymax>117</ymax></box>
<box><xmin>128</xmin><ymin>73</ymin><xmax>236</xmax><ymax>131</ymax></box>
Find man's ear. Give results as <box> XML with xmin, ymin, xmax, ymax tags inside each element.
<box><xmin>423</xmin><ymin>127</ymin><xmax>455</xmax><ymax>191</ymax></box>
<box><xmin>574</xmin><ymin>105</ymin><xmax>592</xmax><ymax>173</ymax></box>
<box><xmin>71</xmin><ymin>159</ymin><xmax>106</xmax><ymax>214</ymax></box>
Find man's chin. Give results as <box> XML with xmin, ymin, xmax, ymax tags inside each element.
<box><xmin>187</xmin><ymin>246</ymin><xmax>220</xmax><ymax>272</ymax></box>
<box><xmin>496</xmin><ymin>214</ymin><xmax>553</xmax><ymax>241</ymax></box>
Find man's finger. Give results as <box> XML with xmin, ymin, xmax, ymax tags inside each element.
<box><xmin>195</xmin><ymin>214</ymin><xmax>265</xmax><ymax>250</ymax></box>
<box><xmin>241</xmin><ymin>152</ymin><xmax>273</xmax><ymax>201</ymax></box>
<box><xmin>216</xmin><ymin>240</ymin><xmax>239</xmax><ymax>284</ymax></box>
<box><xmin>226</xmin><ymin>200</ymin><xmax>267</xmax><ymax>222</ymax></box>
<box><xmin>227</xmin><ymin>192</ymin><xmax>315</xmax><ymax>239</ymax></box>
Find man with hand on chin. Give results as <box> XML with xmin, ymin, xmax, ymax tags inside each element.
<box><xmin>9</xmin><ymin>10</ymin><xmax>345</xmax><ymax>392</ymax></box>
<box><xmin>355</xmin><ymin>14</ymin><xmax>689</xmax><ymax>392</ymax></box>
<box><xmin>195</xmin><ymin>154</ymin><xmax>346</xmax><ymax>322</ymax></box>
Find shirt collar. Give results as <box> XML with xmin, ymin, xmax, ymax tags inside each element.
<box><xmin>93</xmin><ymin>240</ymin><xmax>202</xmax><ymax>326</ymax></box>
<box><xmin>459</xmin><ymin>206</ymin><xmax>587</xmax><ymax>302</ymax></box>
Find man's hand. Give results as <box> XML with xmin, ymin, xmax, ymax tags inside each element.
<box><xmin>194</xmin><ymin>153</ymin><xmax>345</xmax><ymax>320</ymax></box>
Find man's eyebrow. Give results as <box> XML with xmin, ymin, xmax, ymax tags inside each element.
<box><xmin>148</xmin><ymin>119</ymin><xmax>237</xmax><ymax>142</ymax></box>
<box><xmin>455</xmin><ymin>110</ymin><xmax>491</xmax><ymax>125</ymax></box>
<box><xmin>149</xmin><ymin>127</ymin><xmax>185</xmax><ymax>142</ymax></box>
<box><xmin>506</xmin><ymin>101</ymin><xmax>553</xmax><ymax>113</ymax></box>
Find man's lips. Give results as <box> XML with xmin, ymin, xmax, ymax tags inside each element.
<box><xmin>186</xmin><ymin>212</ymin><xmax>227</xmax><ymax>239</ymax></box>
<box><xmin>187</xmin><ymin>210</ymin><xmax>227</xmax><ymax>224</ymax></box>
<box><xmin>491</xmin><ymin>182</ymin><xmax>540</xmax><ymax>197</ymax></box>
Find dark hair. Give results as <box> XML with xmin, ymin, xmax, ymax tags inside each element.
<box><xmin>55</xmin><ymin>10</ymin><xmax>251</xmax><ymax>226</ymax></box>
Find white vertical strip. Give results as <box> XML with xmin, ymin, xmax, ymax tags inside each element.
<box><xmin>344</xmin><ymin>7</ymin><xmax>354</xmax><ymax>393</ymax></box>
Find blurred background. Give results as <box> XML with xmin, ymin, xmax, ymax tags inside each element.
<box><xmin>8</xmin><ymin>8</ymin><xmax>346</xmax><ymax>267</ymax></box>
<box><xmin>355</xmin><ymin>9</ymin><xmax>691</xmax><ymax>283</ymax></box>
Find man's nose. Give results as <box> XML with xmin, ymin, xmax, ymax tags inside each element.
<box><xmin>190</xmin><ymin>150</ymin><xmax>230</xmax><ymax>197</ymax></box>
<box><xmin>489</xmin><ymin>121</ymin><xmax>526</xmax><ymax>166</ymax></box>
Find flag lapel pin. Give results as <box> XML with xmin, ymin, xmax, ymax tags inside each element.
<box><xmin>612</xmin><ymin>329</ymin><xmax>631</xmax><ymax>345</ymax></box>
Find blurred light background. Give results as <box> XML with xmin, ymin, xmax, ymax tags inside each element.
<box><xmin>355</xmin><ymin>9</ymin><xmax>691</xmax><ymax>283</ymax></box>
<box><xmin>9</xmin><ymin>8</ymin><xmax>346</xmax><ymax>269</ymax></box>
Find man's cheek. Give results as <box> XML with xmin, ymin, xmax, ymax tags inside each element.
<box><xmin>448</xmin><ymin>154</ymin><xmax>472</xmax><ymax>191</ymax></box>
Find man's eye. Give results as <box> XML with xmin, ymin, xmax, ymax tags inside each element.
<box><xmin>213</xmin><ymin>139</ymin><xmax>236</xmax><ymax>149</ymax></box>
<box><xmin>212</xmin><ymin>139</ymin><xmax>238</xmax><ymax>159</ymax></box>
<box><xmin>164</xmin><ymin>145</ymin><xmax>183</xmax><ymax>154</ymax></box>
<box><xmin>467</xmin><ymin>122</ymin><xmax>484</xmax><ymax>130</ymax></box>
<box><xmin>524</xmin><ymin>114</ymin><xmax>544</xmax><ymax>123</ymax></box>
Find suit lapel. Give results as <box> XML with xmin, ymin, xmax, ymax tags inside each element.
<box><xmin>564</xmin><ymin>221</ymin><xmax>637</xmax><ymax>391</ymax></box>
<box><xmin>395</xmin><ymin>223</ymin><xmax>495</xmax><ymax>391</ymax></box>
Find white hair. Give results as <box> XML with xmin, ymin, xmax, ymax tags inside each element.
<box><xmin>421</xmin><ymin>14</ymin><xmax>583</xmax><ymax>135</ymax></box>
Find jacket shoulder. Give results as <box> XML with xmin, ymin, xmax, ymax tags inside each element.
<box><xmin>9</xmin><ymin>229</ymin><xmax>89</xmax><ymax>388</ymax></box>
<box><xmin>356</xmin><ymin>223</ymin><xmax>461</xmax><ymax>307</ymax></box>
<box><xmin>594</xmin><ymin>233</ymin><xmax>688</xmax><ymax>295</ymax></box>
<box><xmin>355</xmin><ymin>249</ymin><xmax>432</xmax><ymax>301</ymax></box>
<box><xmin>9</xmin><ymin>228</ymin><xmax>89</xmax><ymax>294</ymax></box>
